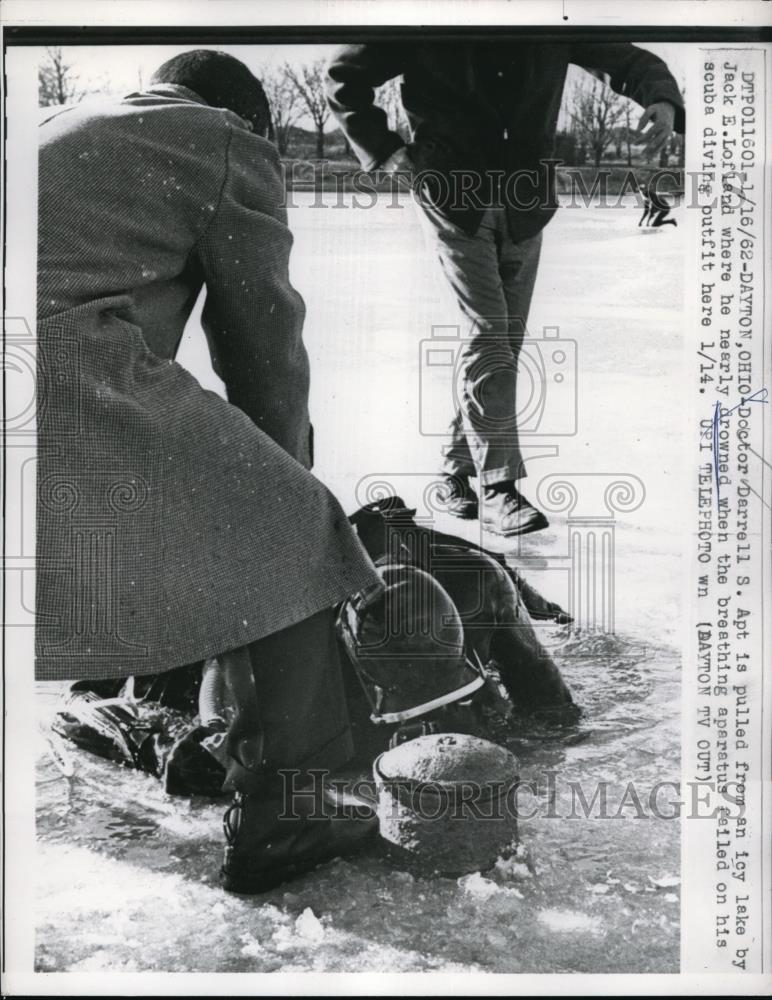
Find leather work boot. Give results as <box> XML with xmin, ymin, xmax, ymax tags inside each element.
<box><xmin>438</xmin><ymin>474</ymin><xmax>479</xmax><ymax>519</ymax></box>
<box><xmin>481</xmin><ymin>483</ymin><xmax>549</xmax><ymax>537</ymax></box>
<box><xmin>221</xmin><ymin>787</ymin><xmax>378</xmax><ymax>894</ymax></box>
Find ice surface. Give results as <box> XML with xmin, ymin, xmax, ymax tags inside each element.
<box><xmin>294</xmin><ymin>907</ymin><xmax>325</xmax><ymax>943</ymax></box>
<box><xmin>537</xmin><ymin>909</ymin><xmax>603</xmax><ymax>934</ymax></box>
<box><xmin>36</xmin><ymin>191</ymin><xmax>683</xmax><ymax>973</ymax></box>
<box><xmin>649</xmin><ymin>874</ymin><xmax>681</xmax><ymax>889</ymax></box>
<box><xmin>457</xmin><ymin>873</ymin><xmax>501</xmax><ymax>899</ymax></box>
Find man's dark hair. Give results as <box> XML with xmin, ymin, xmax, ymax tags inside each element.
<box><xmin>151</xmin><ymin>49</ymin><xmax>273</xmax><ymax>139</ymax></box>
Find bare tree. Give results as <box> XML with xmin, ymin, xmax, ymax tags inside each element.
<box><xmin>624</xmin><ymin>102</ymin><xmax>634</xmax><ymax>166</ymax></box>
<box><xmin>284</xmin><ymin>59</ymin><xmax>330</xmax><ymax>159</ymax></box>
<box><xmin>38</xmin><ymin>47</ymin><xmax>88</xmax><ymax>106</ymax></box>
<box><xmin>569</xmin><ymin>75</ymin><xmax>627</xmax><ymax>168</ymax></box>
<box><xmin>260</xmin><ymin>64</ymin><xmax>303</xmax><ymax>156</ymax></box>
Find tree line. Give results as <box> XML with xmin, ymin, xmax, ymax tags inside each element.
<box><xmin>39</xmin><ymin>47</ymin><xmax>681</xmax><ymax>167</ymax></box>
<box><xmin>38</xmin><ymin>48</ymin><xmax>409</xmax><ymax>162</ymax></box>
<box><xmin>560</xmin><ymin>72</ymin><xmax>684</xmax><ymax>168</ymax></box>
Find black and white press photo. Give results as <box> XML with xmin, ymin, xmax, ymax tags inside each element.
<box><xmin>2</xmin><ymin>1</ymin><xmax>771</xmax><ymax>994</ymax></box>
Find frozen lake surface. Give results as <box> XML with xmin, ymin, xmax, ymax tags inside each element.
<box><xmin>36</xmin><ymin>191</ymin><xmax>684</xmax><ymax>974</ymax></box>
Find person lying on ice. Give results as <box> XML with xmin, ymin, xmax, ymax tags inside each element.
<box><xmin>36</xmin><ymin>49</ymin><xmax>384</xmax><ymax>895</ymax></box>
<box><xmin>53</xmin><ymin>496</ymin><xmax>577</xmax><ymax>798</ymax></box>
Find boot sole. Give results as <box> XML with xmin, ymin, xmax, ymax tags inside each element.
<box><xmin>222</xmin><ymin>855</ymin><xmax>324</xmax><ymax>895</ymax></box>
<box><xmin>482</xmin><ymin>511</ymin><xmax>550</xmax><ymax>537</ymax></box>
<box><xmin>221</xmin><ymin>831</ymin><xmax>376</xmax><ymax>895</ymax></box>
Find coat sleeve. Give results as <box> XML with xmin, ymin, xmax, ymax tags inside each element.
<box><xmin>326</xmin><ymin>44</ymin><xmax>408</xmax><ymax>170</ymax></box>
<box><xmin>570</xmin><ymin>43</ymin><xmax>685</xmax><ymax>134</ymax></box>
<box><xmin>194</xmin><ymin>126</ymin><xmax>313</xmax><ymax>469</ymax></box>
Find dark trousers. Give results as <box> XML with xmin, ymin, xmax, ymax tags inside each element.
<box><xmin>223</xmin><ymin>607</ymin><xmax>354</xmax><ymax>795</ymax></box>
<box><xmin>416</xmin><ymin>203</ymin><xmax>542</xmax><ymax>485</ymax></box>
<box><xmin>72</xmin><ymin>607</ymin><xmax>355</xmax><ymax>796</ymax></box>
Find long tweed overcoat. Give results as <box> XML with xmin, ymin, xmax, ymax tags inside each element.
<box><xmin>36</xmin><ymin>84</ymin><xmax>379</xmax><ymax>681</ymax></box>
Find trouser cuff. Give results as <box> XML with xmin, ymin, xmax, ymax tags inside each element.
<box><xmin>478</xmin><ymin>464</ymin><xmax>527</xmax><ymax>487</ymax></box>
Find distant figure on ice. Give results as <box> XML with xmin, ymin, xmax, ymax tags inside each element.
<box><xmin>37</xmin><ymin>49</ymin><xmax>382</xmax><ymax>894</ymax></box>
<box><xmin>635</xmin><ymin>175</ymin><xmax>678</xmax><ymax>228</ymax></box>
<box><xmin>327</xmin><ymin>42</ymin><xmax>684</xmax><ymax>536</ymax></box>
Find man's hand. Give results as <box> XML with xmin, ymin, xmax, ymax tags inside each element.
<box><xmin>637</xmin><ymin>101</ymin><xmax>676</xmax><ymax>160</ymax></box>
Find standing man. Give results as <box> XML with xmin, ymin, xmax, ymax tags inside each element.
<box><xmin>37</xmin><ymin>50</ymin><xmax>381</xmax><ymax>893</ymax></box>
<box><xmin>327</xmin><ymin>42</ymin><xmax>684</xmax><ymax>535</ymax></box>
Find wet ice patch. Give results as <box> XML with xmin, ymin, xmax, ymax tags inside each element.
<box><xmin>274</xmin><ymin>906</ymin><xmax>326</xmax><ymax>947</ymax></box>
<box><xmin>649</xmin><ymin>873</ymin><xmax>680</xmax><ymax>889</ymax></box>
<box><xmin>69</xmin><ymin>950</ymin><xmax>140</xmax><ymax>972</ymax></box>
<box><xmin>156</xmin><ymin>811</ymin><xmax>206</xmax><ymax>836</ymax></box>
<box><xmin>493</xmin><ymin>854</ymin><xmax>532</xmax><ymax>882</ymax></box>
<box><xmin>537</xmin><ymin>908</ymin><xmax>602</xmax><ymax>934</ymax></box>
<box><xmin>458</xmin><ymin>872</ymin><xmax>523</xmax><ymax>901</ymax></box>
<box><xmin>458</xmin><ymin>873</ymin><xmax>499</xmax><ymax>899</ymax></box>
<box><xmin>239</xmin><ymin>933</ymin><xmax>267</xmax><ymax>959</ymax></box>
<box><xmin>295</xmin><ymin>907</ymin><xmax>324</xmax><ymax>942</ymax></box>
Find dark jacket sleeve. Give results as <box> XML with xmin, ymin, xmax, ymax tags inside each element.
<box><xmin>194</xmin><ymin>126</ymin><xmax>312</xmax><ymax>468</ymax></box>
<box><xmin>326</xmin><ymin>44</ymin><xmax>408</xmax><ymax>170</ymax></box>
<box><xmin>571</xmin><ymin>43</ymin><xmax>685</xmax><ymax>133</ymax></box>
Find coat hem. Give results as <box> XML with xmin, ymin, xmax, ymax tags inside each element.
<box><xmin>35</xmin><ymin>560</ymin><xmax>382</xmax><ymax>682</ymax></box>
